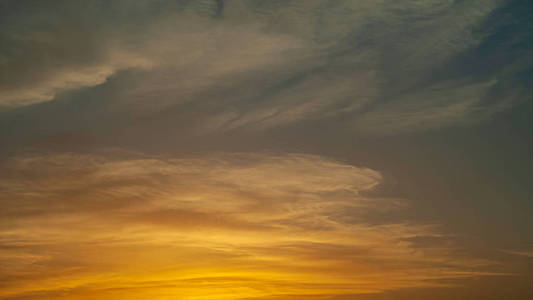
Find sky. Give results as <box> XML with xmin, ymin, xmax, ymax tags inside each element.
<box><xmin>0</xmin><ymin>0</ymin><xmax>532</xmax><ymax>299</ymax></box>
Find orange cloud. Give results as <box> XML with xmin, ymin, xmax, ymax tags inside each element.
<box><xmin>0</xmin><ymin>152</ymin><xmax>497</xmax><ymax>300</ymax></box>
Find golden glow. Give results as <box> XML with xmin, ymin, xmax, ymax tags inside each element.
<box><xmin>0</xmin><ymin>153</ymin><xmax>494</xmax><ymax>299</ymax></box>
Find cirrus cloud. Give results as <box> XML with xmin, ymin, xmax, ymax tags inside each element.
<box><xmin>0</xmin><ymin>151</ymin><xmax>499</xmax><ymax>300</ymax></box>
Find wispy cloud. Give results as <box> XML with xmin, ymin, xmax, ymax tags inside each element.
<box><xmin>0</xmin><ymin>0</ymin><xmax>518</xmax><ymax>136</ymax></box>
<box><xmin>500</xmin><ymin>249</ymin><xmax>533</xmax><ymax>258</ymax></box>
<box><xmin>0</xmin><ymin>152</ymin><xmax>498</xmax><ymax>300</ymax></box>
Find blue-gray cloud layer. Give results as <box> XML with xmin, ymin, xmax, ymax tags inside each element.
<box><xmin>1</xmin><ymin>0</ymin><xmax>530</xmax><ymax>138</ymax></box>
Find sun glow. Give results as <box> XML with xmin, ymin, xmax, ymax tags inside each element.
<box><xmin>0</xmin><ymin>153</ymin><xmax>494</xmax><ymax>300</ymax></box>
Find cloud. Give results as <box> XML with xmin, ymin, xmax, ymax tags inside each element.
<box><xmin>0</xmin><ymin>151</ymin><xmax>498</xmax><ymax>300</ymax></box>
<box><xmin>0</xmin><ymin>0</ymin><xmax>158</xmax><ymax>106</ymax></box>
<box><xmin>0</xmin><ymin>0</ymin><xmax>519</xmax><ymax>136</ymax></box>
<box><xmin>500</xmin><ymin>249</ymin><xmax>533</xmax><ymax>258</ymax></box>
<box><xmin>0</xmin><ymin>0</ymin><xmax>313</xmax><ymax>108</ymax></box>
<box><xmin>351</xmin><ymin>79</ymin><xmax>501</xmax><ymax>134</ymax></box>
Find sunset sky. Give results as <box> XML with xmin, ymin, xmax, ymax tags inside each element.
<box><xmin>1</xmin><ymin>1</ymin><xmax>532</xmax><ymax>299</ymax></box>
